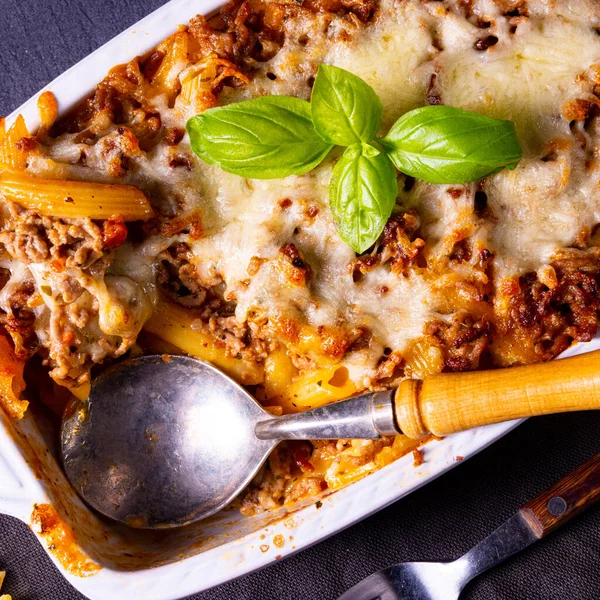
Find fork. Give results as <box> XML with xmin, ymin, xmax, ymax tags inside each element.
<box><xmin>338</xmin><ymin>453</ymin><xmax>600</xmax><ymax>600</ymax></box>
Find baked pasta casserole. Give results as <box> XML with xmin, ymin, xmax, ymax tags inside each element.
<box><xmin>2</xmin><ymin>0</ymin><xmax>600</xmax><ymax>515</ymax></box>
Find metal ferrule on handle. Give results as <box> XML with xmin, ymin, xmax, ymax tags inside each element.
<box><xmin>254</xmin><ymin>390</ymin><xmax>399</xmax><ymax>441</ymax></box>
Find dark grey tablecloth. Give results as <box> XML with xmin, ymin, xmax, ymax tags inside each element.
<box><xmin>2</xmin><ymin>2</ymin><xmax>600</xmax><ymax>598</ymax></box>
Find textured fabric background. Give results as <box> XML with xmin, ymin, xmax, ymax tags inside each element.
<box><xmin>1</xmin><ymin>2</ymin><xmax>600</xmax><ymax>599</ymax></box>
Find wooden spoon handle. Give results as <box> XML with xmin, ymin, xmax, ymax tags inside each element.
<box><xmin>394</xmin><ymin>349</ymin><xmax>600</xmax><ymax>439</ymax></box>
<box><xmin>520</xmin><ymin>453</ymin><xmax>600</xmax><ymax>538</ymax></box>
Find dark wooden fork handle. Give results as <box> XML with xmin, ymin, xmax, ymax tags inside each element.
<box><xmin>520</xmin><ymin>453</ymin><xmax>600</xmax><ymax>538</ymax></box>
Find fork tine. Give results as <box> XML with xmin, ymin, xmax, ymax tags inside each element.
<box><xmin>338</xmin><ymin>567</ymin><xmax>401</xmax><ymax>600</ymax></box>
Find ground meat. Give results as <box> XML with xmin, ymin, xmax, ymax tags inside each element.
<box><xmin>0</xmin><ymin>265</ymin><xmax>137</xmax><ymax>386</ymax></box>
<box><xmin>239</xmin><ymin>443</ymin><xmax>293</xmax><ymax>513</ymax></box>
<box><xmin>239</xmin><ymin>441</ymin><xmax>323</xmax><ymax>514</ymax></box>
<box><xmin>158</xmin><ymin>243</ymin><xmax>269</xmax><ymax>363</ymax></box>
<box><xmin>0</xmin><ymin>202</ymin><xmax>106</xmax><ymax>269</ymax></box>
<box><xmin>44</xmin><ymin>297</ymin><xmax>131</xmax><ymax>384</ymax></box>
<box><xmin>159</xmin><ymin>255</ymin><xmax>208</xmax><ymax>308</ymax></box>
<box><xmin>206</xmin><ymin>315</ymin><xmax>249</xmax><ymax>358</ymax></box>
<box><xmin>50</xmin><ymin>60</ymin><xmax>162</xmax><ymax>145</ymax></box>
<box><xmin>239</xmin><ymin>437</ymin><xmax>399</xmax><ymax>515</ymax></box>
<box><xmin>164</xmin><ymin>127</ymin><xmax>185</xmax><ymax>146</ymax></box>
<box><xmin>190</xmin><ymin>0</ymin><xmax>376</xmax><ymax>72</ymax></box>
<box><xmin>494</xmin><ymin>249</ymin><xmax>600</xmax><ymax>363</ymax></box>
<box><xmin>198</xmin><ymin>311</ymin><xmax>269</xmax><ymax>364</ymax></box>
<box><xmin>285</xmin><ymin>476</ymin><xmax>328</xmax><ymax>504</ymax></box>
<box><xmin>425</xmin><ymin>311</ymin><xmax>493</xmax><ymax>372</ymax></box>
<box><xmin>0</xmin><ymin>271</ymin><xmax>39</xmax><ymax>358</ymax></box>
<box><xmin>352</xmin><ymin>211</ymin><xmax>425</xmax><ymax>277</ymax></box>
<box><xmin>304</xmin><ymin>0</ymin><xmax>377</xmax><ymax>21</ymax></box>
<box><xmin>157</xmin><ymin>242</ymin><xmax>227</xmax><ymax>309</ymax></box>
<box><xmin>159</xmin><ymin>210</ymin><xmax>204</xmax><ymax>239</ymax></box>
<box><xmin>0</xmin><ymin>202</ymin><xmax>148</xmax><ymax>385</ymax></box>
<box><xmin>279</xmin><ymin>242</ymin><xmax>312</xmax><ymax>285</ymax></box>
<box><xmin>372</xmin><ymin>350</ymin><xmax>404</xmax><ymax>385</ymax></box>
<box><xmin>95</xmin><ymin>127</ymin><xmax>142</xmax><ymax>178</ymax></box>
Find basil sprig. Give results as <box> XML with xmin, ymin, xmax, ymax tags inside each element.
<box><xmin>380</xmin><ymin>106</ymin><xmax>522</xmax><ymax>184</ymax></box>
<box><xmin>186</xmin><ymin>65</ymin><xmax>522</xmax><ymax>253</ymax></box>
<box><xmin>311</xmin><ymin>64</ymin><xmax>382</xmax><ymax>146</ymax></box>
<box><xmin>186</xmin><ymin>96</ymin><xmax>332</xmax><ymax>179</ymax></box>
<box><xmin>330</xmin><ymin>143</ymin><xmax>398</xmax><ymax>253</ymax></box>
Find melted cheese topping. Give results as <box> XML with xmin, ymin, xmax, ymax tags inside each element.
<box><xmin>188</xmin><ymin>162</ymin><xmax>434</xmax><ymax>376</ymax></box>
<box><xmin>171</xmin><ymin>0</ymin><xmax>600</xmax><ymax>375</ymax></box>
<box><xmin>7</xmin><ymin>0</ymin><xmax>600</xmax><ymax>386</ymax></box>
<box><xmin>324</xmin><ymin>2</ymin><xmax>435</xmax><ymax>129</ymax></box>
<box><xmin>438</xmin><ymin>15</ymin><xmax>600</xmax><ymax>152</ymax></box>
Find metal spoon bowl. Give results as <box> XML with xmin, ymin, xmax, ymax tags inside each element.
<box><xmin>61</xmin><ymin>355</ymin><xmax>397</xmax><ymax>528</ymax></box>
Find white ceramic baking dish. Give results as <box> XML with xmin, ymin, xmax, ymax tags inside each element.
<box><xmin>2</xmin><ymin>2</ymin><xmax>599</xmax><ymax>598</ymax></box>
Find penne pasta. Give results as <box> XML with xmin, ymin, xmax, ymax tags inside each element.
<box><xmin>263</xmin><ymin>347</ymin><xmax>298</xmax><ymax>403</ymax></box>
<box><xmin>277</xmin><ymin>364</ymin><xmax>357</xmax><ymax>412</ymax></box>
<box><xmin>143</xmin><ymin>299</ymin><xmax>264</xmax><ymax>385</ymax></box>
<box><xmin>0</xmin><ymin>335</ymin><xmax>28</xmax><ymax>420</ymax></box>
<box><xmin>0</xmin><ymin>114</ymin><xmax>30</xmax><ymax>171</ymax></box>
<box><xmin>0</xmin><ymin>171</ymin><xmax>154</xmax><ymax>221</ymax></box>
<box><xmin>310</xmin><ymin>435</ymin><xmax>423</xmax><ymax>491</ymax></box>
<box><xmin>151</xmin><ymin>30</ymin><xmax>190</xmax><ymax>97</ymax></box>
<box><xmin>374</xmin><ymin>435</ymin><xmax>424</xmax><ymax>470</ymax></box>
<box><xmin>37</xmin><ymin>91</ymin><xmax>59</xmax><ymax>134</ymax></box>
<box><xmin>179</xmin><ymin>55</ymin><xmax>249</xmax><ymax>112</ymax></box>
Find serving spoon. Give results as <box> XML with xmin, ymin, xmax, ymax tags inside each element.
<box><xmin>61</xmin><ymin>350</ymin><xmax>600</xmax><ymax>528</ymax></box>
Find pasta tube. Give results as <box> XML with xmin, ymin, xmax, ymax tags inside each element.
<box><xmin>263</xmin><ymin>348</ymin><xmax>298</xmax><ymax>401</ymax></box>
<box><xmin>144</xmin><ymin>299</ymin><xmax>264</xmax><ymax>385</ymax></box>
<box><xmin>279</xmin><ymin>364</ymin><xmax>357</xmax><ymax>412</ymax></box>
<box><xmin>0</xmin><ymin>115</ymin><xmax>30</xmax><ymax>171</ymax></box>
<box><xmin>0</xmin><ymin>171</ymin><xmax>154</xmax><ymax>221</ymax></box>
<box><xmin>0</xmin><ymin>335</ymin><xmax>28</xmax><ymax>419</ymax></box>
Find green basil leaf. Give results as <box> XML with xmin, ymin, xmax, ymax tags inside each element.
<box><xmin>381</xmin><ymin>105</ymin><xmax>523</xmax><ymax>184</ymax></box>
<box><xmin>329</xmin><ymin>143</ymin><xmax>398</xmax><ymax>254</ymax></box>
<box><xmin>311</xmin><ymin>65</ymin><xmax>383</xmax><ymax>146</ymax></box>
<box><xmin>186</xmin><ymin>96</ymin><xmax>333</xmax><ymax>179</ymax></box>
